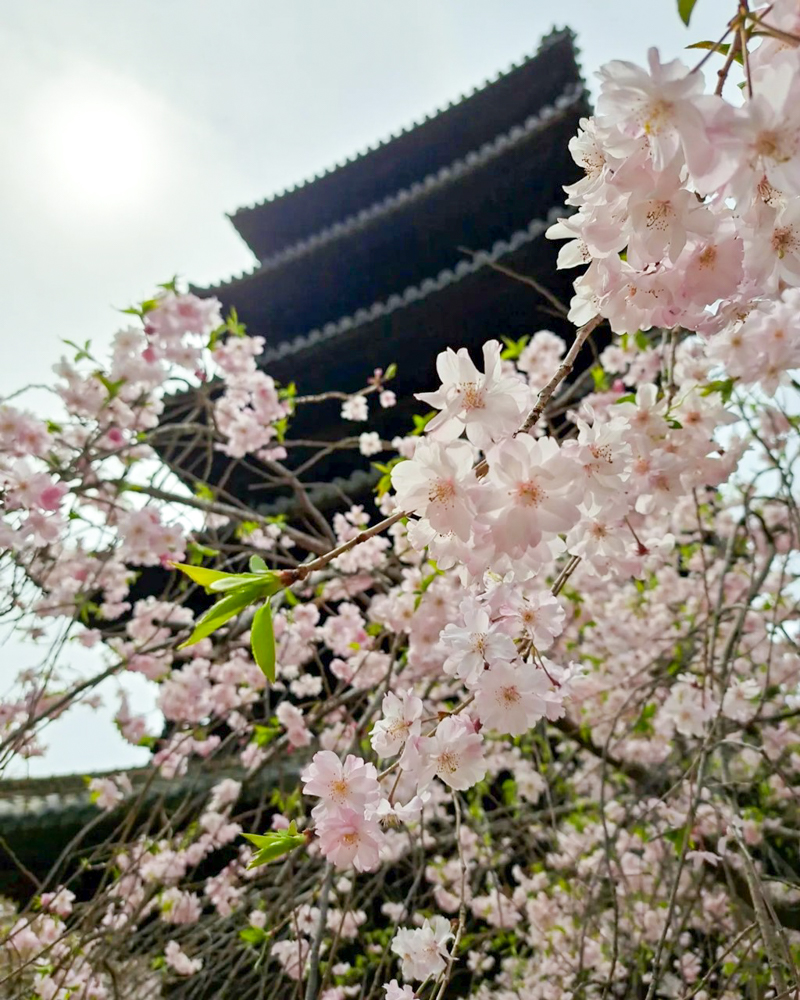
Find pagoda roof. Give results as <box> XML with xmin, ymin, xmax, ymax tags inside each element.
<box><xmin>0</xmin><ymin>757</ymin><xmax>304</xmax><ymax>902</ymax></box>
<box><xmin>161</xmin><ymin>26</ymin><xmax>593</xmax><ymax>521</ymax></box>
<box><xmin>228</xmin><ymin>28</ymin><xmax>584</xmax><ymax>262</ymax></box>
<box><xmin>197</xmin><ymin>104</ymin><xmax>588</xmax><ymax>356</ymax></box>
<box><xmin>202</xmin><ymin>83</ymin><xmax>585</xmax><ymax>347</ymax></box>
<box><xmin>165</xmin><ymin>203</ymin><xmax>596</xmax><ymax>506</ymax></box>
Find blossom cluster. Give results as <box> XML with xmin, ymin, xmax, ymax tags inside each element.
<box><xmin>3</xmin><ymin>8</ymin><xmax>800</xmax><ymax>1000</ymax></box>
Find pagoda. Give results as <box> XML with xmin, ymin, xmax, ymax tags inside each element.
<box><xmin>160</xmin><ymin>27</ymin><xmax>591</xmax><ymax>509</ymax></box>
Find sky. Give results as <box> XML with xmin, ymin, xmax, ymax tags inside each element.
<box><xmin>0</xmin><ymin>0</ymin><xmax>724</xmax><ymax>777</ymax></box>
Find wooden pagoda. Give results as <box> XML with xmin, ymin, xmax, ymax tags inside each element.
<box><xmin>160</xmin><ymin>26</ymin><xmax>590</xmax><ymax>508</ymax></box>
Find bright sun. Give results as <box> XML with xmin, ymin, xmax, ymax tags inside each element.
<box><xmin>38</xmin><ymin>87</ymin><xmax>152</xmax><ymax>210</ymax></box>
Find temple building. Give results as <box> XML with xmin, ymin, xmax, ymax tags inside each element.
<box><xmin>0</xmin><ymin>27</ymin><xmax>589</xmax><ymax>900</ymax></box>
<box><xmin>161</xmin><ymin>26</ymin><xmax>590</xmax><ymax>509</ymax></box>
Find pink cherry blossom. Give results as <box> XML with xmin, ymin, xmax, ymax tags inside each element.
<box><xmin>315</xmin><ymin>807</ymin><xmax>384</xmax><ymax>872</ymax></box>
<box><xmin>370</xmin><ymin>690</ymin><xmax>423</xmax><ymax>758</ymax></box>
<box><xmin>475</xmin><ymin>661</ymin><xmax>555</xmax><ymax>736</ymax></box>
<box><xmin>596</xmin><ymin>48</ymin><xmax>713</xmax><ymax>175</ymax></box>
<box><xmin>301</xmin><ymin>751</ymin><xmax>380</xmax><ymax>814</ymax></box>
<box><xmin>484</xmin><ymin>435</ymin><xmax>582</xmax><ymax>556</ymax></box>
<box><xmin>402</xmin><ymin>715</ymin><xmax>486</xmax><ymax>791</ymax></box>
<box><xmin>440</xmin><ymin>598</ymin><xmax>518</xmax><ymax>686</ymax></box>
<box><xmin>164</xmin><ymin>940</ymin><xmax>203</xmax><ymax>976</ymax></box>
<box><xmin>391</xmin><ymin>915</ymin><xmax>452</xmax><ymax>982</ymax></box>
<box><xmin>391</xmin><ymin>439</ymin><xmax>479</xmax><ymax>541</ymax></box>
<box><xmin>383</xmin><ymin>981</ymin><xmax>418</xmax><ymax>999</ymax></box>
<box><xmin>415</xmin><ymin>339</ymin><xmax>529</xmax><ymax>449</ymax></box>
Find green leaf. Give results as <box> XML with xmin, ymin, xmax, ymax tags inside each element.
<box><xmin>384</xmin><ymin>361</ymin><xmax>398</xmax><ymax>381</ymax></box>
<box><xmin>663</xmin><ymin>823</ymin><xmax>694</xmax><ymax>853</ymax></box>
<box><xmin>701</xmin><ymin>377</ymin><xmax>736</xmax><ymax>404</ymax></box>
<box><xmin>632</xmin><ymin>702</ymin><xmax>657</xmax><ymax>736</ymax></box>
<box><xmin>226</xmin><ymin>306</ymin><xmax>247</xmax><ymax>337</ymax></box>
<box><xmin>207</xmin><ymin>324</ymin><xmax>225</xmax><ymax>350</ymax></box>
<box><xmin>178</xmin><ymin>585</ymin><xmax>264</xmax><ymax>649</ymax></box>
<box><xmin>686</xmin><ymin>40</ymin><xmax>742</xmax><ymax>64</ymax></box>
<box><xmin>251</xmin><ymin>599</ymin><xmax>276</xmax><ymax>683</ymax></box>
<box><xmin>410</xmin><ymin>411</ymin><xmax>436</xmax><ymax>436</ymax></box>
<box><xmin>185</xmin><ymin>541</ymin><xmax>220</xmax><ymax>565</ymax></box>
<box><xmin>240</xmin><ymin>926</ymin><xmax>267</xmax><ymax>946</ymax></box>
<box><xmin>591</xmin><ymin>365</ymin><xmax>609</xmax><ymax>391</ymax></box>
<box><xmin>677</xmin><ymin>0</ymin><xmax>699</xmax><ymax>26</ymax></box>
<box><xmin>687</xmin><ymin>39</ymin><xmax>727</xmax><ymax>53</ymax></box>
<box><xmin>172</xmin><ymin>562</ymin><xmax>233</xmax><ymax>589</ymax></box>
<box><xmin>500</xmin><ymin>334</ymin><xmax>531</xmax><ymax>360</ymax></box>
<box><xmin>94</xmin><ymin>372</ymin><xmax>126</xmax><ymax>399</ymax></box>
<box><xmin>372</xmin><ymin>455</ymin><xmax>405</xmax><ymax>498</ymax></box>
<box><xmin>242</xmin><ymin>822</ymin><xmax>305</xmax><ymax>868</ymax></box>
<box><xmin>253</xmin><ymin>723</ymin><xmax>280</xmax><ymax>746</ymax></box>
<box><xmin>234</xmin><ymin>520</ymin><xmax>260</xmax><ymax>539</ymax></box>
<box><xmin>62</xmin><ymin>338</ymin><xmax>95</xmax><ymax>363</ymax></box>
<box><xmin>249</xmin><ymin>555</ymin><xmax>269</xmax><ymax>574</ymax></box>
<box><xmin>208</xmin><ymin>572</ymin><xmax>277</xmax><ymax>592</ymax></box>
<box><xmin>614</xmin><ymin>393</ymin><xmax>636</xmax><ymax>405</ymax></box>
<box><xmin>272</xmin><ymin>416</ymin><xmax>289</xmax><ymax>443</ymax></box>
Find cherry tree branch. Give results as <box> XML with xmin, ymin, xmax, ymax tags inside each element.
<box><xmin>516</xmin><ymin>314</ymin><xmax>603</xmax><ymax>435</ymax></box>
<box><xmin>278</xmin><ymin>509</ymin><xmax>408</xmax><ymax>584</ymax></box>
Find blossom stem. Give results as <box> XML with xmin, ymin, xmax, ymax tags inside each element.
<box><xmin>434</xmin><ymin>793</ymin><xmax>467</xmax><ymax>1000</ymax></box>
<box><xmin>304</xmin><ymin>863</ymin><xmax>334</xmax><ymax>1000</ymax></box>
<box><xmin>552</xmin><ymin>554</ymin><xmax>581</xmax><ymax>596</ymax></box>
<box><xmin>516</xmin><ymin>315</ymin><xmax>603</xmax><ymax>435</ymax></box>
<box><xmin>278</xmin><ymin>509</ymin><xmax>408</xmax><ymax>585</ymax></box>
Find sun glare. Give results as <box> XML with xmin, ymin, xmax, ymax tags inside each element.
<box><xmin>38</xmin><ymin>87</ymin><xmax>152</xmax><ymax>210</ymax></box>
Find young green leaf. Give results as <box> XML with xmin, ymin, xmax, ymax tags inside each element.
<box><xmin>208</xmin><ymin>572</ymin><xmax>275</xmax><ymax>592</ymax></box>
<box><xmin>240</xmin><ymin>926</ymin><xmax>267</xmax><ymax>946</ymax></box>
<box><xmin>251</xmin><ymin>599</ymin><xmax>276</xmax><ymax>683</ymax></box>
<box><xmin>677</xmin><ymin>0</ymin><xmax>699</xmax><ymax>26</ymax></box>
<box><xmin>686</xmin><ymin>39</ymin><xmax>742</xmax><ymax>63</ymax></box>
<box><xmin>178</xmin><ymin>585</ymin><xmax>264</xmax><ymax>649</ymax></box>
<box><xmin>500</xmin><ymin>334</ymin><xmax>531</xmax><ymax>360</ymax></box>
<box><xmin>242</xmin><ymin>822</ymin><xmax>305</xmax><ymax>868</ymax></box>
<box><xmin>249</xmin><ymin>555</ymin><xmax>269</xmax><ymax>574</ymax></box>
<box><xmin>171</xmin><ymin>562</ymin><xmax>234</xmax><ymax>589</ymax></box>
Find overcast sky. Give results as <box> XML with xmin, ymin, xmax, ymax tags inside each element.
<box><xmin>1</xmin><ymin>0</ymin><xmax>722</xmax><ymax>777</ymax></box>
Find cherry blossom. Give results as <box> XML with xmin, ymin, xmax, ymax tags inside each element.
<box><xmin>484</xmin><ymin>435</ymin><xmax>583</xmax><ymax>556</ymax></box>
<box><xmin>5</xmin><ymin>14</ymin><xmax>800</xmax><ymax>999</ymax></box>
<box><xmin>164</xmin><ymin>940</ymin><xmax>203</xmax><ymax>976</ymax></box>
<box><xmin>402</xmin><ymin>715</ymin><xmax>486</xmax><ymax>791</ymax></box>
<box><xmin>315</xmin><ymin>807</ymin><xmax>384</xmax><ymax>871</ymax></box>
<box><xmin>390</xmin><ymin>915</ymin><xmax>453</xmax><ymax>982</ymax></box>
<box><xmin>390</xmin><ymin>439</ymin><xmax>479</xmax><ymax>541</ymax></box>
<box><xmin>415</xmin><ymin>339</ymin><xmax>528</xmax><ymax>449</ymax></box>
<box><xmin>439</xmin><ymin>598</ymin><xmax>518</xmax><ymax>685</ymax></box>
<box><xmin>475</xmin><ymin>661</ymin><xmax>555</xmax><ymax>735</ymax></box>
<box><xmin>301</xmin><ymin>751</ymin><xmax>380</xmax><ymax>815</ymax></box>
<box><xmin>370</xmin><ymin>690</ymin><xmax>423</xmax><ymax>758</ymax></box>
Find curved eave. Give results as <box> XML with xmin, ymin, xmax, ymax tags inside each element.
<box><xmin>159</xmin><ymin>208</ymin><xmax>593</xmax><ymax>506</ymax></box>
<box><xmin>204</xmin><ymin>82</ymin><xmax>586</xmax><ymax>295</ymax></box>
<box><xmin>194</xmin><ymin>100</ymin><xmax>586</xmax><ymax>348</ymax></box>
<box><xmin>228</xmin><ymin>27</ymin><xmax>583</xmax><ymax>259</ymax></box>
<box><xmin>259</xmin><ymin>208</ymin><xmax>565</xmax><ymax>366</ymax></box>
